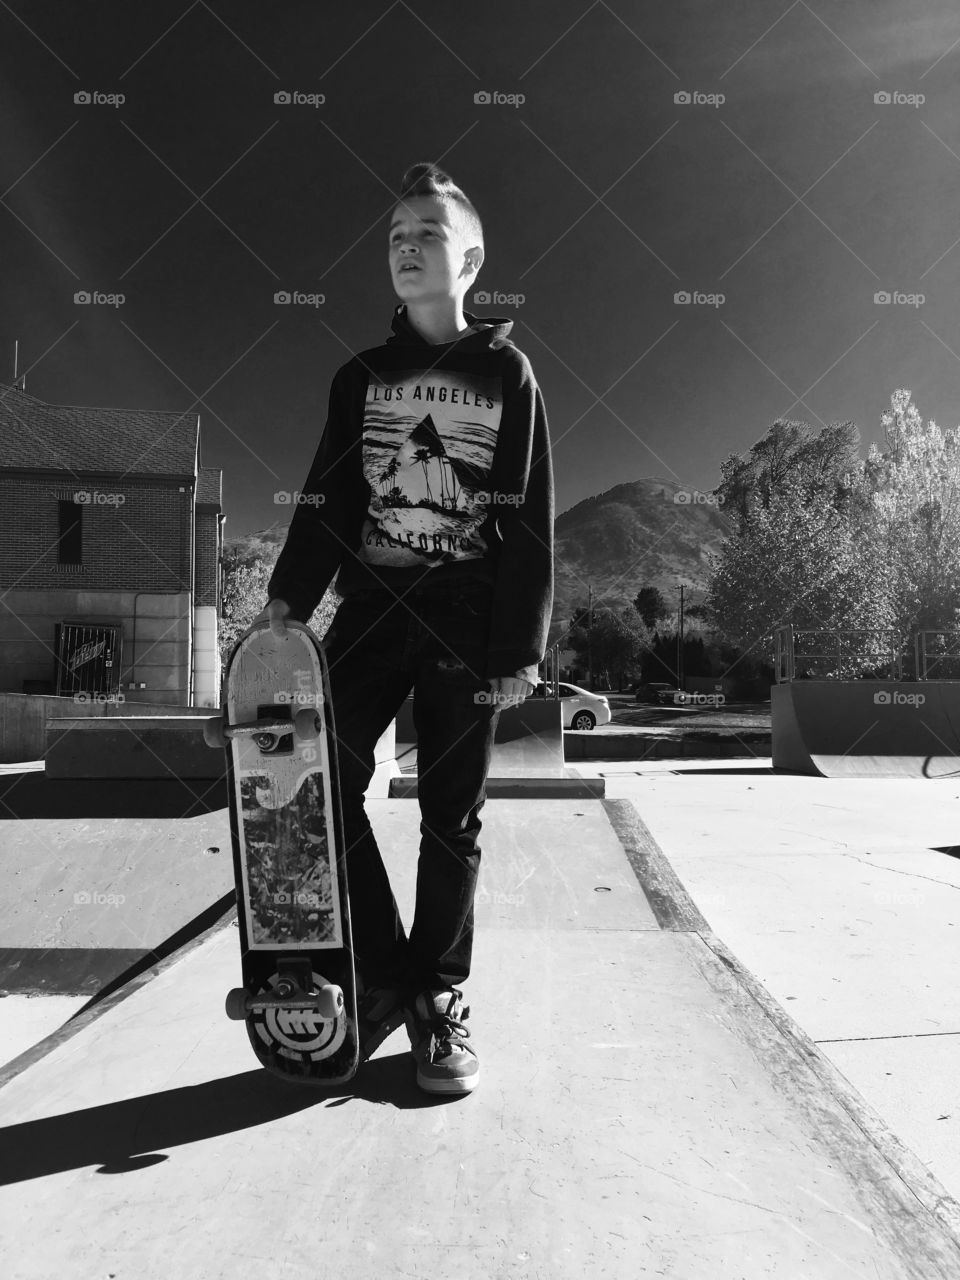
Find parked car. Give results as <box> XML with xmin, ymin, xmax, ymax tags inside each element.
<box><xmin>634</xmin><ymin>682</ymin><xmax>675</xmax><ymax>705</ymax></box>
<box><xmin>534</xmin><ymin>681</ymin><xmax>611</xmax><ymax>730</ymax></box>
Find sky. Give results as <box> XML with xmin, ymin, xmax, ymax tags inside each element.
<box><xmin>3</xmin><ymin>0</ymin><xmax>960</xmax><ymax>538</ymax></box>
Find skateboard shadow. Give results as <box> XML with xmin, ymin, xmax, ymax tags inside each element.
<box><xmin>0</xmin><ymin>1055</ymin><xmax>458</xmax><ymax>1186</ymax></box>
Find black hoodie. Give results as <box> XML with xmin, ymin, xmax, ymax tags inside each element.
<box><xmin>267</xmin><ymin>304</ymin><xmax>555</xmax><ymax>679</ymax></box>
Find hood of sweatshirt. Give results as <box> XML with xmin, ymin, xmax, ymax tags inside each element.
<box><xmin>386</xmin><ymin>303</ymin><xmax>515</xmax><ymax>351</ymax></box>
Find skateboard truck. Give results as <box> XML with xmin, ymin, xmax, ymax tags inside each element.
<box><xmin>203</xmin><ymin>708</ymin><xmax>320</xmax><ymax>752</ymax></box>
<box><xmin>225</xmin><ymin>958</ymin><xmax>344</xmax><ymax>1021</ymax></box>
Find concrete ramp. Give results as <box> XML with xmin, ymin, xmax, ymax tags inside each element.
<box><xmin>0</xmin><ymin>799</ymin><xmax>958</xmax><ymax>1278</ymax></box>
<box><xmin>772</xmin><ymin>680</ymin><xmax>960</xmax><ymax>778</ymax></box>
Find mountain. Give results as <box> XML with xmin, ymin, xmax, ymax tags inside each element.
<box><xmin>551</xmin><ymin>477</ymin><xmax>730</xmax><ymax>634</ymax></box>
<box><xmin>226</xmin><ymin>476</ymin><xmax>731</xmax><ymax>634</ymax></box>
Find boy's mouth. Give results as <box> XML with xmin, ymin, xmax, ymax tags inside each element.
<box><xmin>398</xmin><ymin>263</ymin><xmax>421</xmax><ymax>273</ymax></box>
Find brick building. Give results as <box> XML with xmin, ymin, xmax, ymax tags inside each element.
<box><xmin>0</xmin><ymin>382</ymin><xmax>223</xmax><ymax>706</ymax></box>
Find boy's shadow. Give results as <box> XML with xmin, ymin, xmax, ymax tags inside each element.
<box><xmin>0</xmin><ymin>1053</ymin><xmax>459</xmax><ymax>1187</ymax></box>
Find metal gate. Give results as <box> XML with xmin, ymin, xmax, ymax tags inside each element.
<box><xmin>54</xmin><ymin>623</ymin><xmax>122</xmax><ymax>696</ymax></box>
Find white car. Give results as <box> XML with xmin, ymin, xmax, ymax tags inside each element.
<box><xmin>535</xmin><ymin>681</ymin><xmax>611</xmax><ymax>731</ymax></box>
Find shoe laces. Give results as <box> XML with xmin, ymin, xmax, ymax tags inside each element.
<box><xmin>424</xmin><ymin>1000</ymin><xmax>471</xmax><ymax>1059</ymax></box>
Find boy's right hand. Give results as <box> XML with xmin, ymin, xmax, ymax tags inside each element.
<box><xmin>253</xmin><ymin>598</ymin><xmax>292</xmax><ymax>638</ymax></box>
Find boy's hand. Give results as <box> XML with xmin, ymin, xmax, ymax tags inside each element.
<box><xmin>487</xmin><ymin>675</ymin><xmax>535</xmax><ymax>708</ymax></box>
<box><xmin>252</xmin><ymin>598</ymin><xmax>292</xmax><ymax>638</ymax></box>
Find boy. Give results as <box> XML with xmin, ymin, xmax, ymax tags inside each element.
<box><xmin>259</xmin><ymin>162</ymin><xmax>554</xmax><ymax>1095</ymax></box>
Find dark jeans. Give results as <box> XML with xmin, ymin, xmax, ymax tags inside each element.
<box><xmin>323</xmin><ymin>579</ymin><xmax>501</xmax><ymax>995</ymax></box>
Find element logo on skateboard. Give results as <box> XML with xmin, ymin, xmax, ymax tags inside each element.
<box><xmin>249</xmin><ymin>968</ymin><xmax>348</xmax><ymax>1061</ymax></box>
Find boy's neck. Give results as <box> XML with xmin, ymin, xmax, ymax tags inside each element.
<box><xmin>402</xmin><ymin>300</ymin><xmax>473</xmax><ymax>345</ymax></box>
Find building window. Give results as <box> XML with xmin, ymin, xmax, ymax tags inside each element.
<box><xmin>58</xmin><ymin>499</ymin><xmax>82</xmax><ymax>564</ymax></box>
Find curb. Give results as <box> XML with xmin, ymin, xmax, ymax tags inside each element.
<box><xmin>602</xmin><ymin>797</ymin><xmax>960</xmax><ymax>1252</ymax></box>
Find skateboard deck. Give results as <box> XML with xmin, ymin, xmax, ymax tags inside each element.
<box><xmin>206</xmin><ymin>619</ymin><xmax>358</xmax><ymax>1085</ymax></box>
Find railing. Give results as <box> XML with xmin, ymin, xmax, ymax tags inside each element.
<box><xmin>775</xmin><ymin>626</ymin><xmax>903</xmax><ymax>682</ymax></box>
<box><xmin>915</xmin><ymin>631</ymin><xmax>960</xmax><ymax>681</ymax></box>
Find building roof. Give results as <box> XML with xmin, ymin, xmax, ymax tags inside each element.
<box><xmin>0</xmin><ymin>383</ymin><xmax>199</xmax><ymax>478</ymax></box>
<box><xmin>196</xmin><ymin>466</ymin><xmax>222</xmax><ymax>508</ymax></box>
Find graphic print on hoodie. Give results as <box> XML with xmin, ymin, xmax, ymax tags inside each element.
<box><xmin>359</xmin><ymin>371</ymin><xmax>502</xmax><ymax>569</ymax></box>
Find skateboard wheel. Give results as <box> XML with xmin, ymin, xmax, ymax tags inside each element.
<box><xmin>203</xmin><ymin>716</ymin><xmax>226</xmax><ymax>749</ymax></box>
<box><xmin>225</xmin><ymin>988</ymin><xmax>249</xmax><ymax>1020</ymax></box>
<box><xmin>294</xmin><ymin>707</ymin><xmax>320</xmax><ymax>741</ymax></box>
<box><xmin>315</xmin><ymin>985</ymin><xmax>343</xmax><ymax>1020</ymax></box>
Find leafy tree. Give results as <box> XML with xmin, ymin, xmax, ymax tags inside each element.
<box><xmin>716</xmin><ymin>418</ymin><xmax>862</xmax><ymax>530</ymax></box>
<box><xmin>633</xmin><ymin>585</ymin><xmax>670</xmax><ymax>629</ymax></box>
<box><xmin>566</xmin><ymin>605</ymin><xmax>649</xmax><ymax>689</ymax></box>
<box><xmin>219</xmin><ymin>545</ymin><xmax>339</xmax><ymax>666</ymax></box>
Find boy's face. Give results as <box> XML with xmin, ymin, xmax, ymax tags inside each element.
<box><xmin>389</xmin><ymin>195</ymin><xmax>481</xmax><ymax>304</ymax></box>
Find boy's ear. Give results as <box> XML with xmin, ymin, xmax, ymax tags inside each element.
<box><xmin>466</xmin><ymin>246</ymin><xmax>484</xmax><ymax>275</ymax></box>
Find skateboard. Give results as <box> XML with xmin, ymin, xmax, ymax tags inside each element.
<box><xmin>204</xmin><ymin>619</ymin><xmax>358</xmax><ymax>1086</ymax></box>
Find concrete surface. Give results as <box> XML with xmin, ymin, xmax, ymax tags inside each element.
<box><xmin>1</xmin><ymin>799</ymin><xmax>959</xmax><ymax>1278</ymax></box>
<box><xmin>585</xmin><ymin>758</ymin><xmax>960</xmax><ymax>1206</ymax></box>
<box><xmin>772</xmin><ymin>680</ymin><xmax>960</xmax><ymax>777</ymax></box>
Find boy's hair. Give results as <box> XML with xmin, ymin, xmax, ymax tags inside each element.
<box><xmin>397</xmin><ymin>162</ymin><xmax>484</xmax><ymax>254</ymax></box>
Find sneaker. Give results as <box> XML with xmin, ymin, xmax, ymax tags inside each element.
<box><xmin>355</xmin><ymin>980</ymin><xmax>406</xmax><ymax>1061</ymax></box>
<box><xmin>405</xmin><ymin>988</ymin><xmax>479</xmax><ymax>1094</ymax></box>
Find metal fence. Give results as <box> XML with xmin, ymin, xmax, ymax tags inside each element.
<box><xmin>775</xmin><ymin>626</ymin><xmax>903</xmax><ymax>682</ymax></box>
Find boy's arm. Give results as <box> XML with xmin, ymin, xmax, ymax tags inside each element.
<box><xmin>267</xmin><ymin>363</ymin><xmax>362</xmax><ymax>622</ymax></box>
<box><xmin>485</xmin><ymin>360</ymin><xmax>555</xmax><ymax>679</ymax></box>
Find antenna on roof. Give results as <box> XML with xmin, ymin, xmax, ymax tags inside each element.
<box><xmin>13</xmin><ymin>340</ymin><xmax>25</xmax><ymax>392</ymax></box>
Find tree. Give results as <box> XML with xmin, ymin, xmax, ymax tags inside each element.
<box><xmin>219</xmin><ymin>545</ymin><xmax>339</xmax><ymax>667</ymax></box>
<box><xmin>566</xmin><ymin>604</ymin><xmax>649</xmax><ymax>689</ymax></box>
<box><xmin>716</xmin><ymin>417</ymin><xmax>862</xmax><ymax>531</ymax></box>
<box><xmin>633</xmin><ymin>585</ymin><xmax>670</xmax><ymax>629</ymax></box>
